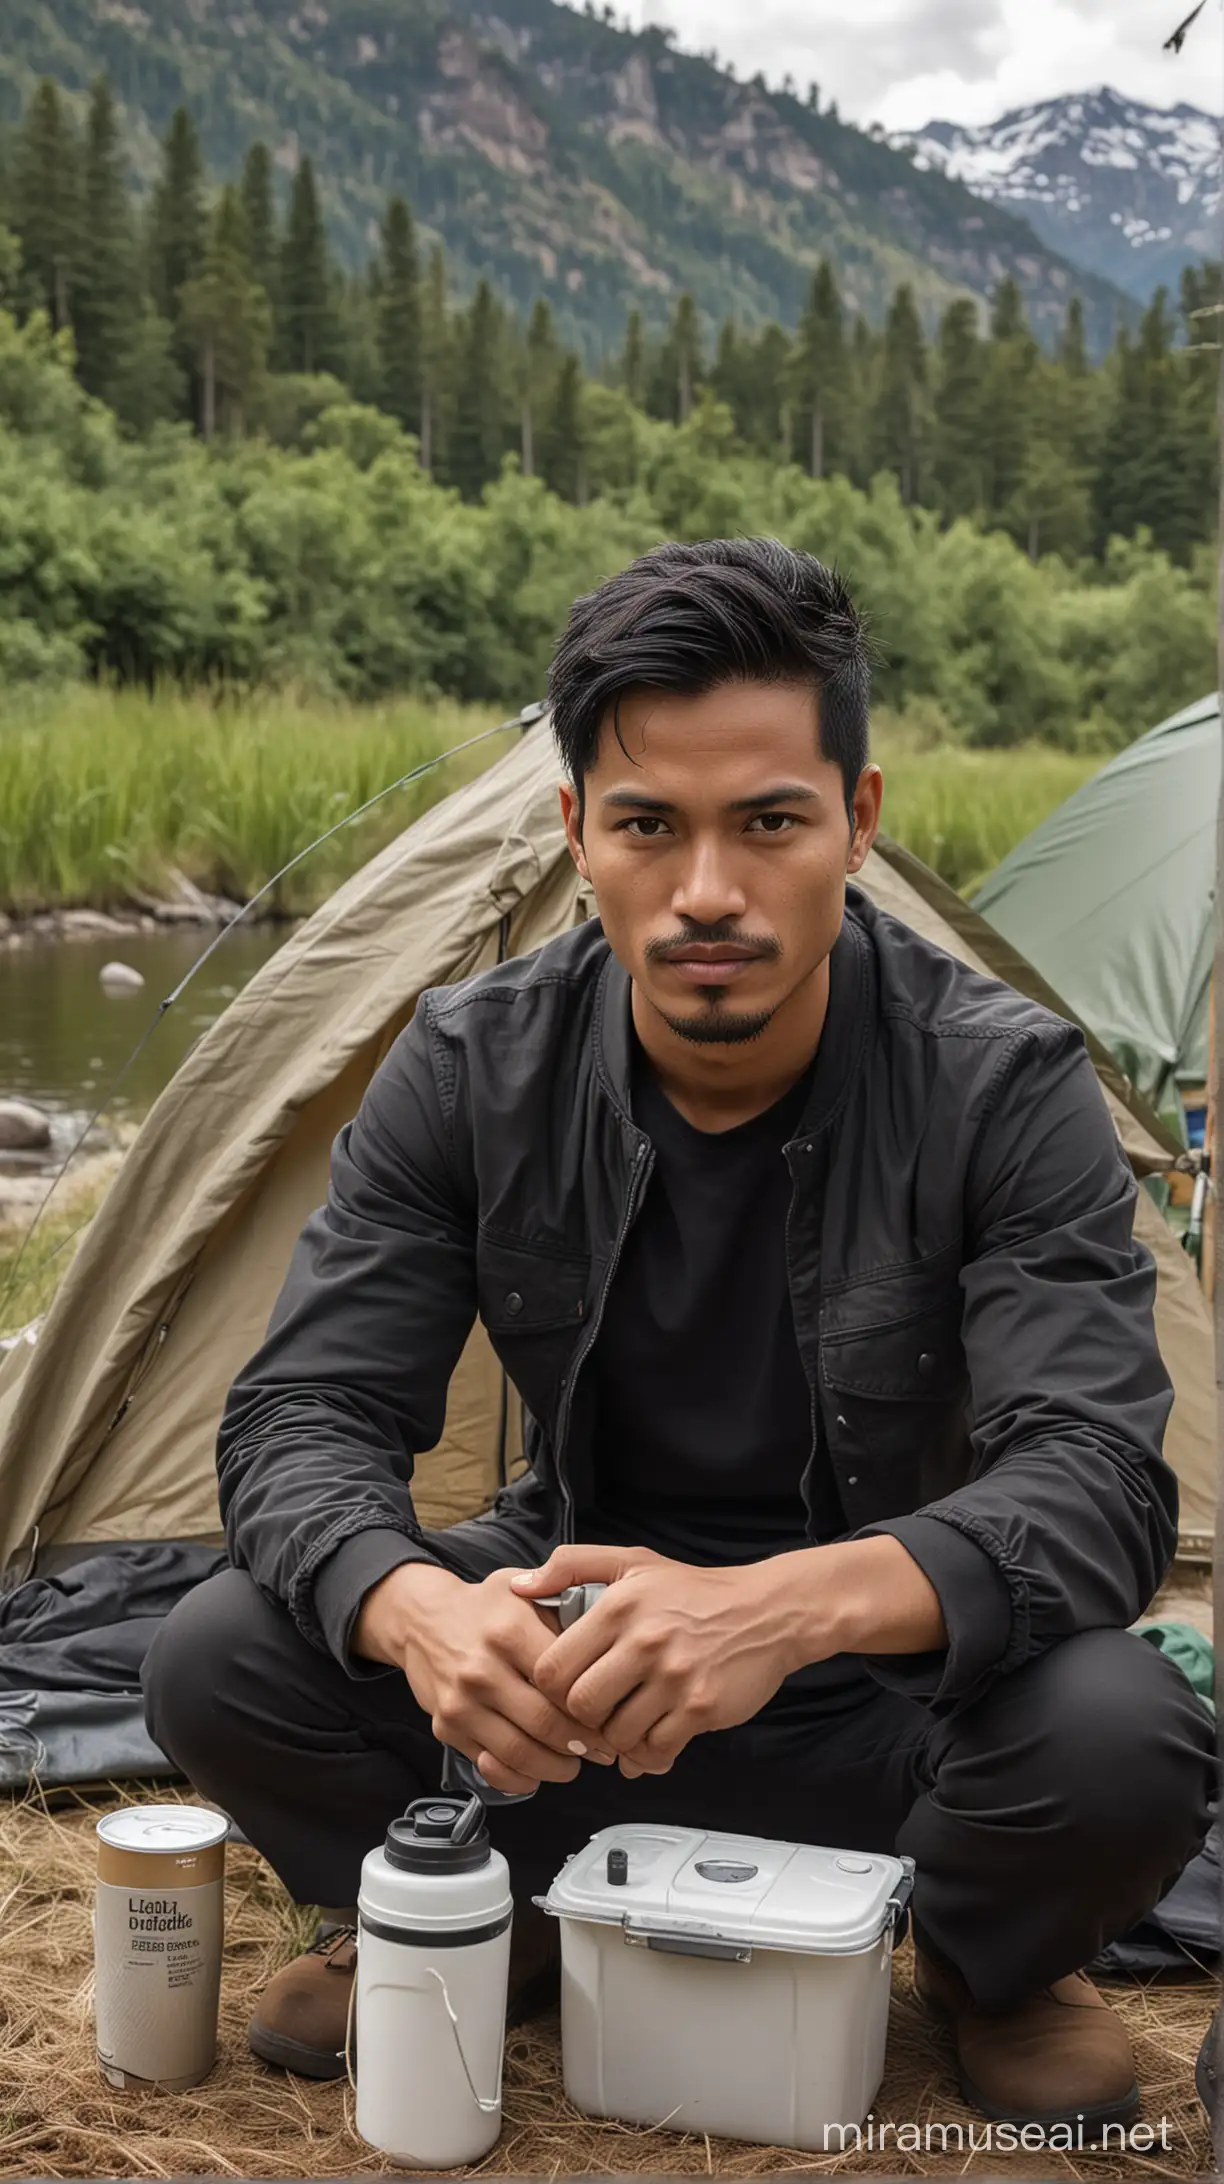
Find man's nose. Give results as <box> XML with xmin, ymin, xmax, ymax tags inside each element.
<box><xmin>670</xmin><ymin>837</ymin><xmax>748</xmax><ymax>925</ymax></box>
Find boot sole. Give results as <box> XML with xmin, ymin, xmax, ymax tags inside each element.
<box><xmin>248</xmin><ymin>2017</ymin><xmax>349</xmax><ymax>2082</ymax></box>
<box><xmin>956</xmin><ymin>2070</ymin><xmax>1142</xmax><ymax>2136</ymax></box>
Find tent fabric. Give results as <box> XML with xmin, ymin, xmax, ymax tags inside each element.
<box><xmin>972</xmin><ymin>693</ymin><xmax>1220</xmax><ymax>1115</ymax></box>
<box><xmin>0</xmin><ymin>713</ymin><xmax>1214</xmax><ymax>1578</ymax></box>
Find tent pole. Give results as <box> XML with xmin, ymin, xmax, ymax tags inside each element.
<box><xmin>1205</xmin><ymin>989</ymin><xmax>1216</xmax><ymax>1305</ymax></box>
<box><xmin>1212</xmin><ymin>291</ymin><xmax>1223</xmax><ymax>2169</ymax></box>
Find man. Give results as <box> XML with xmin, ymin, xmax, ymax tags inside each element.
<box><xmin>145</xmin><ymin>538</ymin><xmax>1214</xmax><ymax>2136</ymax></box>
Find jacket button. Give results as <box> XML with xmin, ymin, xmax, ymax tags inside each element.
<box><xmin>505</xmin><ymin>1291</ymin><xmax>524</xmax><ymax>1316</ymax></box>
<box><xmin>917</xmin><ymin>1350</ymin><xmax>937</xmax><ymax>1379</ymax></box>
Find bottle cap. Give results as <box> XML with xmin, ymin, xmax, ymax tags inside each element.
<box><xmin>384</xmin><ymin>1797</ymin><xmax>492</xmax><ymax>1874</ymax></box>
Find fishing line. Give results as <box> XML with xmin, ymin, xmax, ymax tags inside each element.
<box><xmin>0</xmin><ymin>710</ymin><xmax>530</xmax><ymax>1325</ymax></box>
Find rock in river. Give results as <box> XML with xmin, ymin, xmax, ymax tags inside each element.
<box><xmin>0</xmin><ymin>1097</ymin><xmax>53</xmax><ymax>1151</ymax></box>
<box><xmin>99</xmin><ymin>960</ymin><xmax>145</xmax><ymax>992</ymax></box>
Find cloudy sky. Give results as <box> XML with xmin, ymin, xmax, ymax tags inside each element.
<box><xmin>612</xmin><ymin>0</ymin><xmax>1220</xmax><ymax>130</ymax></box>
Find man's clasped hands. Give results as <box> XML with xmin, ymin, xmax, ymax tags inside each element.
<box><xmin>352</xmin><ymin>1542</ymin><xmax>814</xmax><ymax>1798</ymax></box>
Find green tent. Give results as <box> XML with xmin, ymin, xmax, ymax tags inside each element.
<box><xmin>973</xmin><ymin>693</ymin><xmax>1220</xmax><ymax>1123</ymax></box>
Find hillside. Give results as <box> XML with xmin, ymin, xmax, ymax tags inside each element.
<box><xmin>0</xmin><ymin>0</ymin><xmax>1135</xmax><ymax>354</ymax></box>
<box><xmin>894</xmin><ymin>87</ymin><xmax>1220</xmax><ymax>301</ymax></box>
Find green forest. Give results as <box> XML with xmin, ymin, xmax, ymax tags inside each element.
<box><xmin>0</xmin><ymin>75</ymin><xmax>1217</xmax><ymax>757</ymax></box>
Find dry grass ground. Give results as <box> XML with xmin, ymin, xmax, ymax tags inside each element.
<box><xmin>0</xmin><ymin>1785</ymin><xmax>1212</xmax><ymax>2183</ymax></box>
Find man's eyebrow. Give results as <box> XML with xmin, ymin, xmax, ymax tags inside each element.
<box><xmin>599</xmin><ymin>783</ymin><xmax>822</xmax><ymax>814</ymax></box>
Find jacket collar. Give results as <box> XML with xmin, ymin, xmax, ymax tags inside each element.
<box><xmin>593</xmin><ymin>889</ymin><xmax>877</xmax><ymax>1142</ymax></box>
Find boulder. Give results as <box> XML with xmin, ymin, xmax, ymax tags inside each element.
<box><xmin>0</xmin><ymin>1098</ymin><xmax>53</xmax><ymax>1152</ymax></box>
<box><xmin>99</xmin><ymin>960</ymin><xmax>145</xmax><ymax>992</ymax></box>
<box><xmin>58</xmin><ymin>909</ymin><xmax>140</xmax><ymax>937</ymax></box>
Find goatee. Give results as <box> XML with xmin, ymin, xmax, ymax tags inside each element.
<box><xmin>658</xmin><ymin>1001</ymin><xmax>775</xmax><ymax>1046</ymax></box>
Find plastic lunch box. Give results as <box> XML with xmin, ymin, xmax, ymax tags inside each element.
<box><xmin>537</xmin><ymin>1822</ymin><xmax>914</xmax><ymax>2152</ymax></box>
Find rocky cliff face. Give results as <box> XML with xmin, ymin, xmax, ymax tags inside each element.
<box><xmin>2</xmin><ymin>0</ymin><xmax>1135</xmax><ymax>350</ymax></box>
<box><xmin>893</xmin><ymin>86</ymin><xmax>1219</xmax><ymax>301</ymax></box>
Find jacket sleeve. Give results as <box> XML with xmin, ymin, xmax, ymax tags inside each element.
<box><xmin>853</xmin><ymin>1020</ymin><xmax>1179</xmax><ymax>1714</ymax></box>
<box><xmin>215</xmin><ymin>995</ymin><xmax>480</xmax><ymax>1665</ymax></box>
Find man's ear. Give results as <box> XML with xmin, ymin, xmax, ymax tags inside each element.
<box><xmin>559</xmin><ymin>780</ymin><xmax>590</xmax><ymax>881</ymax></box>
<box><xmin>847</xmin><ymin>764</ymin><xmax>883</xmax><ymax>876</ymax></box>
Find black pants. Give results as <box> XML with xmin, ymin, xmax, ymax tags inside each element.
<box><xmin>143</xmin><ymin>1559</ymin><xmax>1216</xmax><ymax>2013</ymax></box>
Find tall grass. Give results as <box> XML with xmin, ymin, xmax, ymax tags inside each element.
<box><xmin>0</xmin><ymin>688</ymin><xmax>1098</xmax><ymax>914</ymax></box>
<box><xmin>874</xmin><ymin>717</ymin><xmax>1096</xmax><ymax>896</ymax></box>
<box><xmin>0</xmin><ymin>687</ymin><xmax>510</xmax><ymax>915</ymax></box>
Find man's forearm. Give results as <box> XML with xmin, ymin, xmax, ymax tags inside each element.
<box><xmin>352</xmin><ymin>1559</ymin><xmax>468</xmax><ymax>1666</ymax></box>
<box><xmin>770</xmin><ymin>1535</ymin><xmax>949</xmax><ymax>1671</ymax></box>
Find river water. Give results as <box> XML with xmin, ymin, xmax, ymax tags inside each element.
<box><xmin>0</xmin><ymin>926</ymin><xmax>290</xmax><ymax>1152</ymax></box>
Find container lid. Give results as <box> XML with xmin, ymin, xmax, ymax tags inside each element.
<box><xmin>383</xmin><ymin>1796</ymin><xmax>491</xmax><ymax>1875</ymax></box>
<box><xmin>97</xmin><ymin>1805</ymin><xmax>230</xmax><ymax>1854</ymax></box>
<box><xmin>540</xmin><ymin>1824</ymin><xmax>912</xmax><ymax>1956</ymax></box>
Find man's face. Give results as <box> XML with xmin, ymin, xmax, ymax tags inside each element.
<box><xmin>559</xmin><ymin>680</ymin><xmax>883</xmax><ymax>1047</ymax></box>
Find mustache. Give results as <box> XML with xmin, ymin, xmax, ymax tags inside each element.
<box><xmin>644</xmin><ymin>927</ymin><xmax>782</xmax><ymax>962</ymax></box>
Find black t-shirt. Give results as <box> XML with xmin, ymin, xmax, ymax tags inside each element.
<box><xmin>581</xmin><ymin>947</ymin><xmax>851</xmax><ymax>1568</ymax></box>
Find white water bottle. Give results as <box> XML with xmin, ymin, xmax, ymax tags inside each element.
<box><xmin>355</xmin><ymin>1795</ymin><xmax>514</xmax><ymax>2168</ymax></box>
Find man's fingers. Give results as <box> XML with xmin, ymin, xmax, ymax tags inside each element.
<box><xmin>562</xmin><ymin>1643</ymin><xmax>657</xmax><ymax>1730</ymax></box>
<box><xmin>530</xmin><ymin>1602</ymin><xmax>634</xmax><ymax>1715</ymax></box>
<box><xmin>617</xmin><ymin>1713</ymin><xmax>688</xmax><ymax>1777</ymax></box>
<box><xmin>597</xmin><ymin>1685</ymin><xmax>672</xmax><ymax>1755</ymax></box>
<box><xmin>499</xmin><ymin>1634</ymin><xmax>618</xmax><ymax>1762</ymax></box>
<box><xmin>509</xmin><ymin>1545</ymin><xmax>634</xmax><ymax>1600</ymax></box>
<box><xmin>474</xmin><ymin>1751</ymin><xmax>542</xmax><ymax>1798</ymax></box>
<box><xmin>436</xmin><ymin>1703</ymin><xmax>582</xmax><ymax>1790</ymax></box>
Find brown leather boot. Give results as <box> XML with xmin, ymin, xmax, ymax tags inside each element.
<box><xmin>914</xmin><ymin>1939</ymin><xmax>1140</xmax><ymax>2134</ymax></box>
<box><xmin>248</xmin><ymin>1905</ymin><xmax>560</xmax><ymax>2081</ymax></box>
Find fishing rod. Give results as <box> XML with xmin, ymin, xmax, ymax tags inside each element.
<box><xmin>0</xmin><ymin>705</ymin><xmax>540</xmax><ymax>1325</ymax></box>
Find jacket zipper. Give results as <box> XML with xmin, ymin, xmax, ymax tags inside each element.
<box><xmin>785</xmin><ymin>1140</ymin><xmax>820</xmax><ymax>1542</ymax></box>
<box><xmin>552</xmin><ymin>1133</ymin><xmax>653</xmax><ymax>1544</ymax></box>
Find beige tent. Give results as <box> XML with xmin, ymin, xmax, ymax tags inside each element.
<box><xmin>0</xmin><ymin>717</ymin><xmax>1214</xmax><ymax>1572</ymax></box>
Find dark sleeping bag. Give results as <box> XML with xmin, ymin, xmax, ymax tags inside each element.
<box><xmin>0</xmin><ymin>1540</ymin><xmax>226</xmax><ymax>1788</ymax></box>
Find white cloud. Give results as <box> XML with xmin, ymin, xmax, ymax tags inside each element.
<box><xmin>612</xmin><ymin>0</ymin><xmax>1221</xmax><ymax>127</ymax></box>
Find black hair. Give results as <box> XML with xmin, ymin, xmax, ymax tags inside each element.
<box><xmin>547</xmin><ymin>537</ymin><xmax>871</xmax><ymax>823</ymax></box>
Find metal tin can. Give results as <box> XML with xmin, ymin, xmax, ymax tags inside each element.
<box><xmin>94</xmin><ymin>1805</ymin><xmax>228</xmax><ymax>2090</ymax></box>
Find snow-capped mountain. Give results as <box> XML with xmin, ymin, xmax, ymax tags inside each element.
<box><xmin>893</xmin><ymin>87</ymin><xmax>1219</xmax><ymax>301</ymax></box>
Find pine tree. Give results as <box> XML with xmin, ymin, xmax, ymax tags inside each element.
<box><xmin>790</xmin><ymin>261</ymin><xmax>845</xmax><ymax>477</ymax></box>
<box><xmin>149</xmin><ymin>106</ymin><xmax>206</xmax><ymax>321</ymax></box>
<box><xmin>74</xmin><ymin>76</ymin><xmax>135</xmax><ymax>403</ymax></box>
<box><xmin>341</xmin><ymin>265</ymin><xmax>383</xmax><ymax>408</ymax></box>
<box><xmin>107</xmin><ymin>299</ymin><xmax>185</xmax><ymax>434</ymax></box>
<box><xmin>873</xmin><ymin>283</ymin><xmax>928</xmax><ymax>504</ymax></box>
<box><xmin>541</xmin><ymin>350</ymin><xmax>586</xmax><ymax>502</ymax></box>
<box><xmin>1008</xmin><ymin>411</ymin><xmax>1091</xmax><ymax>561</ymax></box>
<box><xmin>1059</xmin><ymin>297</ymin><xmax>1088</xmax><ymax>377</ymax></box>
<box><xmin>1094</xmin><ymin>290</ymin><xmax>1208</xmax><ymax>559</ymax></box>
<box><xmin>520</xmin><ymin>296</ymin><xmax>557</xmax><ymax>477</ymax></box>
<box><xmin>621</xmin><ymin>306</ymin><xmax>645</xmax><ymax>406</ymax></box>
<box><xmin>179</xmin><ymin>185</ymin><xmax>271</xmax><ymax>437</ymax></box>
<box><xmin>13</xmin><ymin>79</ymin><xmax>82</xmax><ymax>333</ymax></box>
<box><xmin>240</xmin><ymin>141</ymin><xmax>277</xmax><ymax>298</ymax></box>
<box><xmin>981</xmin><ymin>278</ymin><xmax>1037</xmax><ymax>519</ymax></box>
<box><xmin>716</xmin><ymin>320</ymin><xmax>792</xmax><ymax>457</ymax></box>
<box><xmin>279</xmin><ymin>156</ymin><xmax>338</xmax><ymax>374</ymax></box>
<box><xmin>450</xmin><ymin>277</ymin><xmax>505</xmax><ymax>500</ymax></box>
<box><xmin>1176</xmin><ymin>263</ymin><xmax>1222</xmax><ymax>555</ymax></box>
<box><xmin>376</xmin><ymin>194</ymin><xmax>421</xmax><ymax>432</ymax></box>
<box><xmin>931</xmin><ymin>299</ymin><xmax>984</xmax><ymax>519</ymax></box>
<box><xmin>672</xmin><ymin>292</ymin><xmax>701</xmax><ymax>421</ymax></box>
<box><xmin>419</xmin><ymin>244</ymin><xmax>451</xmax><ymax>473</ymax></box>
<box><xmin>990</xmin><ymin>275</ymin><xmax>1027</xmax><ymax>344</ymax></box>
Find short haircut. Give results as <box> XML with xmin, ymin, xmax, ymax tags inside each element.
<box><xmin>547</xmin><ymin>537</ymin><xmax>871</xmax><ymax>822</ymax></box>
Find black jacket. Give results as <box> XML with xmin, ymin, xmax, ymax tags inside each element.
<box><xmin>216</xmin><ymin>889</ymin><xmax>1178</xmax><ymax>1716</ymax></box>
